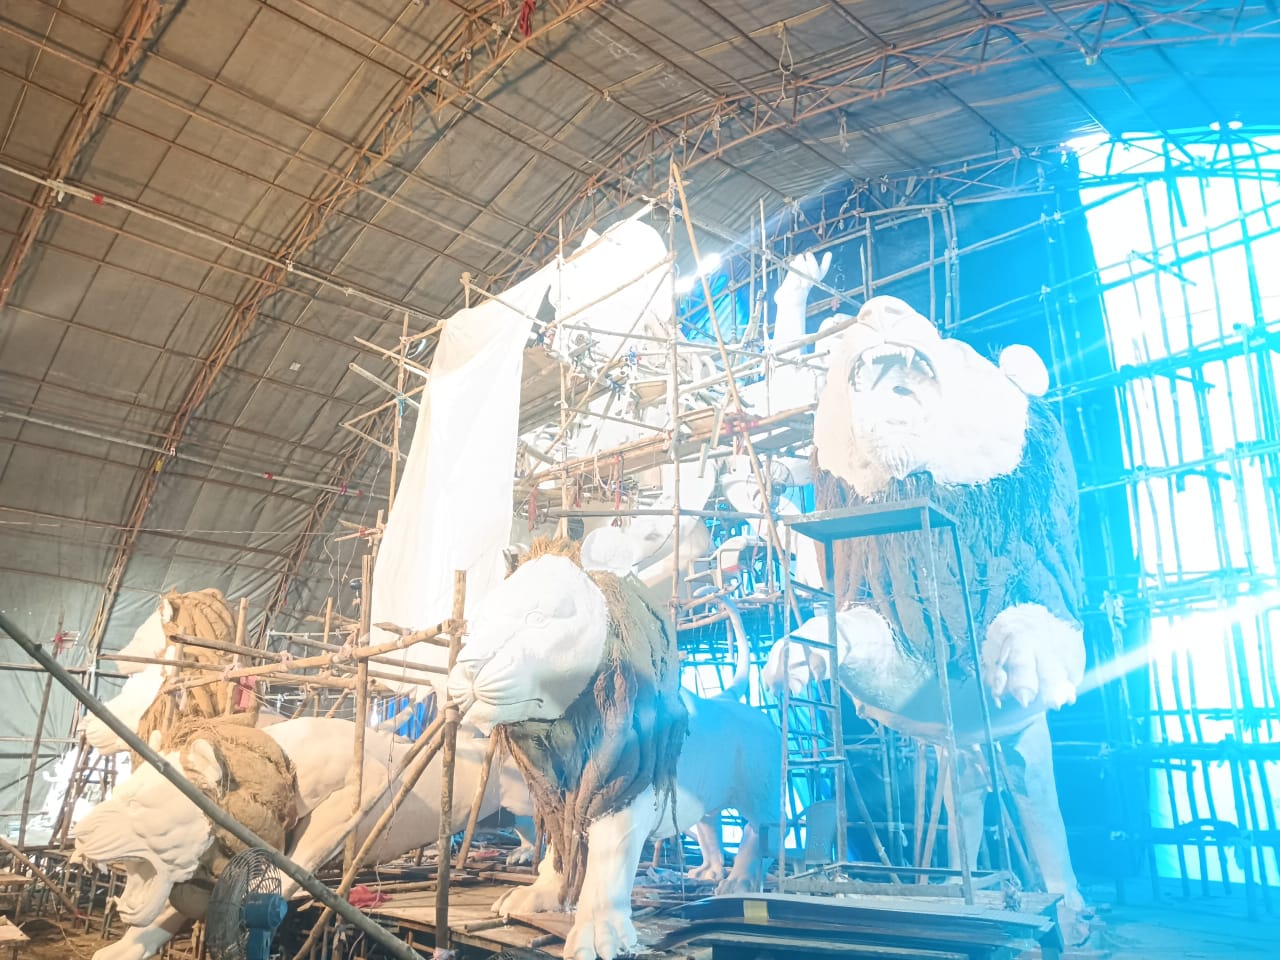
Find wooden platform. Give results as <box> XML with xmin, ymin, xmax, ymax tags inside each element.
<box><xmin>288</xmin><ymin>874</ymin><xmax>1067</xmax><ymax>960</ymax></box>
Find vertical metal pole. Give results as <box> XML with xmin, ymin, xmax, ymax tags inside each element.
<box><xmin>922</xmin><ymin>508</ymin><xmax>972</xmax><ymax>903</ymax></box>
<box><xmin>435</xmin><ymin>570</ymin><xmax>467</xmax><ymax>950</ymax></box>
<box><xmin>389</xmin><ymin>311</ymin><xmax>408</xmax><ymax>512</ymax></box>
<box><xmin>778</xmin><ymin>524</ymin><xmax>794</xmax><ymax>888</ymax></box>
<box><xmin>824</xmin><ymin>539</ymin><xmax>848</xmax><ymax>865</ymax></box>
<box><xmin>949</xmin><ymin>524</ymin><xmax>1010</xmax><ymax>874</ymax></box>
<box><xmin>667</xmin><ymin>176</ymin><xmax>682</xmax><ymax>617</ymax></box>
<box><xmin>17</xmin><ymin>672</ymin><xmax>54</xmax><ymax>847</ymax></box>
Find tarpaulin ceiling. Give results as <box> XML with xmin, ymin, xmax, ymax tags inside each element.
<box><xmin>0</xmin><ymin>1</ymin><xmax>1276</xmax><ymax>806</ymax></box>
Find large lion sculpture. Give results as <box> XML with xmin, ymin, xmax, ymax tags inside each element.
<box><xmin>74</xmin><ymin>716</ymin><xmax>504</xmax><ymax>960</ymax></box>
<box><xmin>448</xmin><ymin>540</ymin><xmax>781</xmax><ymax>960</ymax></box>
<box><xmin>763</xmin><ymin>291</ymin><xmax>1089</xmax><ymax>942</ymax></box>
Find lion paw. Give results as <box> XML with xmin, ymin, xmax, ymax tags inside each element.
<box><xmin>714</xmin><ymin>871</ymin><xmax>759</xmax><ymax>896</ymax></box>
<box><xmin>982</xmin><ymin>604</ymin><xmax>1084</xmax><ymax>710</ymax></box>
<box><xmin>493</xmin><ymin>882</ymin><xmax>562</xmax><ymax>918</ymax></box>
<box><xmin>506</xmin><ymin>843</ymin><xmax>535</xmax><ymax>866</ymax></box>
<box><xmin>562</xmin><ymin>910</ymin><xmax>639</xmax><ymax>960</ymax></box>
<box><xmin>686</xmin><ymin>862</ymin><xmax>725</xmax><ymax>883</ymax></box>
<box><xmin>93</xmin><ymin>941</ymin><xmax>154</xmax><ymax>960</ymax></box>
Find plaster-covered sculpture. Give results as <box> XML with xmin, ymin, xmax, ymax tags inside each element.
<box><xmin>74</xmin><ymin>716</ymin><xmax>500</xmax><ymax>960</ymax></box>
<box><xmin>448</xmin><ymin>542</ymin><xmax>781</xmax><ymax>960</ymax></box>
<box><xmin>762</xmin><ymin>292</ymin><xmax>1088</xmax><ymax>941</ymax></box>
<box><xmin>42</xmin><ymin>590</ymin><xmax>250</xmax><ymax>840</ymax></box>
<box><xmin>496</xmin><ymin>582</ymin><xmax>779</xmax><ymax>889</ymax></box>
<box><xmin>83</xmin><ymin>589</ymin><xmax>241</xmax><ymax>756</ymax></box>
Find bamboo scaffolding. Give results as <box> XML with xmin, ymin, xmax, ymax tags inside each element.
<box><xmin>435</xmin><ymin>570</ymin><xmax>467</xmax><ymax>949</ymax></box>
<box><xmin>16</xmin><ymin>673</ymin><xmax>53</xmax><ymax>847</ymax></box>
<box><xmin>160</xmin><ymin>621</ymin><xmax>452</xmax><ymax>692</ymax></box>
<box><xmin>345</xmin><ymin>553</ymin><xmax>374</xmax><ymax>874</ymax></box>
<box><xmin>287</xmin><ymin>569</ymin><xmax>466</xmax><ymax>960</ymax></box>
<box><xmin>0</xmin><ymin>835</ymin><xmax>80</xmax><ymax>917</ymax></box>
<box><xmin>455</xmin><ymin>734</ymin><xmax>501</xmax><ymax>869</ymax></box>
<box><xmin>1</xmin><ymin>611</ymin><xmax>428</xmax><ymax>960</ymax></box>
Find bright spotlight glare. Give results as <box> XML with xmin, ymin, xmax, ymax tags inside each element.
<box><xmin>674</xmin><ymin>251</ymin><xmax>723</xmax><ymax>296</ymax></box>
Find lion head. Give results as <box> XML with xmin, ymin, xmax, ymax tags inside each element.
<box><xmin>813</xmin><ymin>296</ymin><xmax>1050</xmax><ymax>496</ymax></box>
<box><xmin>84</xmin><ymin>589</ymin><xmax>237</xmax><ymax>754</ymax></box>
<box><xmin>72</xmin><ymin>742</ymin><xmax>220</xmax><ymax>926</ymax></box>
<box><xmin>447</xmin><ymin>542</ymin><xmax>609</xmax><ymax>733</ymax></box>
<box><xmin>73</xmin><ymin>721</ymin><xmax>295</xmax><ymax>927</ymax></box>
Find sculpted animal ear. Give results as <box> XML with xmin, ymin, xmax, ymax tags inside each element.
<box><xmin>159</xmin><ymin>597</ymin><xmax>175</xmax><ymax>623</ymax></box>
<box><xmin>184</xmin><ymin>739</ymin><xmax>226</xmax><ymax>797</ymax></box>
<box><xmin>998</xmin><ymin>344</ymin><xmax>1050</xmax><ymax>397</ymax></box>
<box><xmin>817</xmin><ymin>250</ymin><xmax>833</xmax><ymax>279</ymax></box>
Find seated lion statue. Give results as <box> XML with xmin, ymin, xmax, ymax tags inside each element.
<box><xmin>763</xmin><ymin>290</ymin><xmax>1089</xmax><ymax>943</ymax></box>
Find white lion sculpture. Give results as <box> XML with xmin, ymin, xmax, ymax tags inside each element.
<box><xmin>763</xmin><ymin>292</ymin><xmax>1088</xmax><ymax>942</ymax></box>
<box><xmin>74</xmin><ymin>716</ymin><xmax>502</xmax><ymax>960</ymax></box>
<box><xmin>448</xmin><ymin>541</ymin><xmax>781</xmax><ymax>960</ymax></box>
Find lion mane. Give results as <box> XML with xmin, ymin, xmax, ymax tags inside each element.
<box><xmin>135</xmin><ymin>589</ymin><xmax>249</xmax><ymax>760</ymax></box>
<box><xmin>815</xmin><ymin>396</ymin><xmax>1082</xmax><ymax>673</ymax></box>
<box><xmin>497</xmin><ymin>538</ymin><xmax>687</xmax><ymax>904</ymax></box>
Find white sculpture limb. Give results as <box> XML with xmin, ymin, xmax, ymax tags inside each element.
<box><xmin>82</xmin><ymin>601</ymin><xmax>172</xmax><ymax>754</ymax></box>
<box><xmin>771</xmin><ymin>250</ymin><xmax>831</xmax><ymax>348</ymax></box>
<box><xmin>564</xmin><ymin>789</ymin><xmax>658</xmax><ymax>960</ymax></box>
<box><xmin>494</xmin><ymin>841</ymin><xmax>566</xmax><ymax>917</ymax></box>
<box><xmin>90</xmin><ymin>907</ymin><xmax>187</xmax><ymax>960</ymax></box>
<box><xmin>982</xmin><ymin>603</ymin><xmax>1085</xmax><ymax>710</ymax></box>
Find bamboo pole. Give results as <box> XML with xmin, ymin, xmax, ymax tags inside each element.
<box><xmin>164</xmin><ymin>625</ymin><xmax>451</xmax><ymax>691</ymax></box>
<box><xmin>0</xmin><ymin>835</ymin><xmax>80</xmax><ymax>917</ymax></box>
<box><xmin>670</xmin><ymin>161</ymin><xmax>805</xmax><ymax>627</ymax></box>
<box><xmin>436</xmin><ymin>570</ymin><xmax>467</xmax><ymax>951</ymax></box>
<box><xmin>288</xmin><ymin>717</ymin><xmax>448</xmax><ymax>960</ymax></box>
<box><xmin>345</xmin><ymin>553</ymin><xmax>374</xmax><ymax>873</ymax></box>
<box><xmin>455</xmin><ymin>733</ymin><xmax>500</xmax><ymax>869</ymax></box>
<box><xmin>0</xmin><ymin>609</ymin><xmax>424</xmax><ymax>960</ymax></box>
<box><xmin>225</xmin><ymin>598</ymin><xmax>249</xmax><ymax>716</ymax></box>
<box><xmin>389</xmin><ymin>314</ymin><xmax>408</xmax><ymax>509</ymax></box>
<box><xmin>17</xmin><ymin>672</ymin><xmax>53</xmax><ymax>847</ymax></box>
<box><xmin>324</xmin><ymin>689</ymin><xmax>350</xmax><ymax>719</ymax></box>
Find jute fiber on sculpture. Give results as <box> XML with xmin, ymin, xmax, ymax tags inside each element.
<box><xmin>497</xmin><ymin>539</ymin><xmax>688</xmax><ymax>905</ymax></box>
<box><xmin>159</xmin><ymin>716</ymin><xmax>298</xmax><ymax>875</ymax></box>
<box><xmin>815</xmin><ymin>398</ymin><xmax>1082</xmax><ymax>674</ymax></box>
<box><xmin>135</xmin><ymin>589</ymin><xmax>244</xmax><ymax>761</ymax></box>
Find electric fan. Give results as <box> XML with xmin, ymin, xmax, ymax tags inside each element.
<box><xmin>206</xmin><ymin>848</ymin><xmax>289</xmax><ymax>960</ymax></box>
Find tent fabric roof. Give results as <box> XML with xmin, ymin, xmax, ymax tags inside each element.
<box><xmin>0</xmin><ymin>0</ymin><xmax>1277</xmax><ymax>661</ymax></box>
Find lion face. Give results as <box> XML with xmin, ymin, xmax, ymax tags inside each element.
<box><xmin>814</xmin><ymin>296</ymin><xmax>1045</xmax><ymax>496</ymax></box>
<box><xmin>72</xmin><ymin>744</ymin><xmax>218</xmax><ymax>926</ymax></box>
<box><xmin>447</xmin><ymin>555</ymin><xmax>609</xmax><ymax>733</ymax></box>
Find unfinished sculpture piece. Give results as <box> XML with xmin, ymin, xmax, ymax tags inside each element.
<box><xmin>74</xmin><ymin>716</ymin><xmax>500</xmax><ymax>960</ymax></box>
<box><xmin>762</xmin><ymin>290</ymin><xmax>1089</xmax><ymax>941</ymax></box>
<box><xmin>448</xmin><ymin>543</ymin><xmax>781</xmax><ymax>960</ymax></box>
<box><xmin>82</xmin><ymin>589</ymin><xmax>240</xmax><ymax>757</ymax></box>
